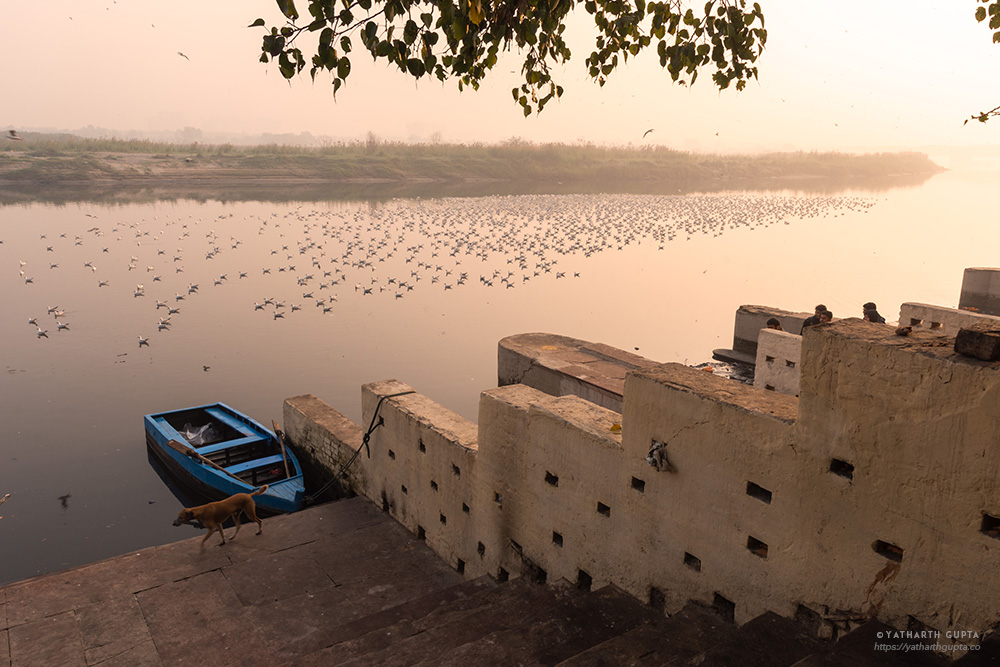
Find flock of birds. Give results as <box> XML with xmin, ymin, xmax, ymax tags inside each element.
<box><xmin>10</xmin><ymin>192</ymin><xmax>876</xmax><ymax>351</ymax></box>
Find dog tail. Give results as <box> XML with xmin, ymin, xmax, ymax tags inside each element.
<box><xmin>251</xmin><ymin>484</ymin><xmax>269</xmax><ymax>496</ymax></box>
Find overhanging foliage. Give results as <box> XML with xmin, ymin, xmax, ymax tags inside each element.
<box><xmin>252</xmin><ymin>0</ymin><xmax>767</xmax><ymax>114</ymax></box>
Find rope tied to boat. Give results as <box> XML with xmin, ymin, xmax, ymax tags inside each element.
<box><xmin>305</xmin><ymin>390</ymin><xmax>415</xmax><ymax>504</ymax></box>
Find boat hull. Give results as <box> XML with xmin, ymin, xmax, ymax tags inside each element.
<box><xmin>144</xmin><ymin>402</ymin><xmax>304</xmax><ymax>514</ymax></box>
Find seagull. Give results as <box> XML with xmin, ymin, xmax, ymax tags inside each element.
<box><xmin>56</xmin><ymin>321</ymin><xmax>70</xmax><ymax>331</ymax></box>
<box><xmin>643</xmin><ymin>128</ymin><xmax>654</xmax><ymax>138</ymax></box>
<box><xmin>138</xmin><ymin>335</ymin><xmax>149</xmax><ymax>347</ymax></box>
<box><xmin>273</xmin><ymin>311</ymin><xmax>284</xmax><ymax>320</ymax></box>
<box><xmin>167</xmin><ymin>307</ymin><xmax>181</xmax><ymax>315</ymax></box>
<box><xmin>178</xmin><ymin>52</ymin><xmax>189</xmax><ymax>60</ymax></box>
<box><xmin>6</xmin><ymin>130</ymin><xmax>21</xmax><ymax>141</ymax></box>
<box><xmin>36</xmin><ymin>328</ymin><xmax>48</xmax><ymax>338</ymax></box>
<box><xmin>28</xmin><ymin>317</ymin><xmax>37</xmax><ymax>325</ymax></box>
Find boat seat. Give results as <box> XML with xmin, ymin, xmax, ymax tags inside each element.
<box><xmin>204</xmin><ymin>407</ymin><xmax>258</xmax><ymax>435</ymax></box>
<box><xmin>225</xmin><ymin>454</ymin><xmax>285</xmax><ymax>475</ymax></box>
<box><xmin>196</xmin><ymin>435</ymin><xmax>266</xmax><ymax>456</ymax></box>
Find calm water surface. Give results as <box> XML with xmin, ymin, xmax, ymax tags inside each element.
<box><xmin>1</xmin><ymin>169</ymin><xmax>995</xmax><ymax>584</ymax></box>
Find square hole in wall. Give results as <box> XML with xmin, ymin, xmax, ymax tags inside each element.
<box><xmin>388</xmin><ymin>449</ymin><xmax>396</xmax><ymax>460</ymax></box>
<box><xmin>910</xmin><ymin>318</ymin><xmax>923</xmax><ymax>327</ymax></box>
<box><xmin>981</xmin><ymin>513</ymin><xmax>1000</xmax><ymax>539</ymax></box>
<box><xmin>552</xmin><ymin>531</ymin><xmax>563</xmax><ymax>547</ymax></box>
<box><xmin>430</xmin><ymin>480</ymin><xmax>438</xmax><ymax>492</ymax></box>
<box><xmin>930</xmin><ymin>321</ymin><xmax>943</xmax><ymax>330</ymax></box>
<box><xmin>418</xmin><ymin>439</ymin><xmax>426</xmax><ymax>453</ymax></box>
<box><xmin>746</xmin><ymin>481</ymin><xmax>772</xmax><ymax>504</ymax></box>
<box><xmin>577</xmin><ymin>570</ymin><xmax>593</xmax><ymax>591</ymax></box>
<box><xmin>456</xmin><ymin>558</ymin><xmax>465</xmax><ymax>575</ymax></box>
<box><xmin>416</xmin><ymin>525</ymin><xmax>425</xmax><ymax>541</ymax></box>
<box><xmin>786</xmin><ymin>360</ymin><xmax>796</xmax><ymax>368</ymax></box>
<box><xmin>401</xmin><ymin>484</ymin><xmax>408</xmax><ymax>495</ymax></box>
<box><xmin>747</xmin><ymin>536</ymin><xmax>769</xmax><ymax>559</ymax></box>
<box><xmin>597</xmin><ymin>502</ymin><xmax>611</xmax><ymax>517</ymax></box>
<box><xmin>873</xmin><ymin>540</ymin><xmax>903</xmax><ymax>563</ymax></box>
<box><xmin>684</xmin><ymin>552</ymin><xmax>702</xmax><ymax>572</ymax></box>
<box><xmin>452</xmin><ymin>463</ymin><xmax>461</xmax><ymax>477</ymax></box>
<box><xmin>545</xmin><ymin>471</ymin><xmax>559</xmax><ymax>487</ymax></box>
<box><xmin>830</xmin><ymin>458</ymin><xmax>854</xmax><ymax>481</ymax></box>
<box><xmin>532</xmin><ymin>567</ymin><xmax>548</xmax><ymax>585</ymax></box>
<box><xmin>510</xmin><ymin>539</ymin><xmax>522</xmax><ymax>553</ymax></box>
<box><xmin>764</xmin><ymin>385</ymin><xmax>775</xmax><ymax>391</ymax></box>
<box><xmin>713</xmin><ymin>594</ymin><xmax>735</xmax><ymax>623</ymax></box>
<box><xmin>462</xmin><ymin>502</ymin><xmax>470</xmax><ymax>514</ymax></box>
<box><xmin>649</xmin><ymin>586</ymin><xmax>666</xmax><ymax>613</ymax></box>
<box><xmin>494</xmin><ymin>491</ymin><xmax>503</xmax><ymax>507</ymax></box>
<box><xmin>477</xmin><ymin>541</ymin><xmax>486</xmax><ymax>557</ymax></box>
<box><xmin>631</xmin><ymin>477</ymin><xmax>646</xmax><ymax>493</ymax></box>
<box><xmin>765</xmin><ymin>355</ymin><xmax>775</xmax><ymax>363</ymax></box>
<box><xmin>497</xmin><ymin>567</ymin><xmax>509</xmax><ymax>583</ymax></box>
<box><xmin>440</xmin><ymin>513</ymin><xmax>447</xmax><ymax>525</ymax></box>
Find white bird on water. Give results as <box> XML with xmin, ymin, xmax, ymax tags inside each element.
<box><xmin>138</xmin><ymin>336</ymin><xmax>149</xmax><ymax>347</ymax></box>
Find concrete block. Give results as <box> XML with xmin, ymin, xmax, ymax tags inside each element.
<box><xmin>955</xmin><ymin>324</ymin><xmax>1000</xmax><ymax>361</ymax></box>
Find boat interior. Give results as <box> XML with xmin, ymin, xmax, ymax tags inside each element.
<box><xmin>155</xmin><ymin>407</ymin><xmax>296</xmax><ymax>486</ymax></box>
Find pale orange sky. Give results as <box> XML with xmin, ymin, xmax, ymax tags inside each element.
<box><xmin>3</xmin><ymin>1</ymin><xmax>1000</xmax><ymax>152</ymax></box>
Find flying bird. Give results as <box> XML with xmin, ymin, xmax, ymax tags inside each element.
<box><xmin>177</xmin><ymin>52</ymin><xmax>189</xmax><ymax>60</ymax></box>
<box><xmin>6</xmin><ymin>130</ymin><xmax>21</xmax><ymax>141</ymax></box>
<box><xmin>643</xmin><ymin>128</ymin><xmax>654</xmax><ymax>138</ymax></box>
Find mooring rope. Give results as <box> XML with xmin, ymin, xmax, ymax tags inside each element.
<box><xmin>305</xmin><ymin>390</ymin><xmax>416</xmax><ymax>504</ymax></box>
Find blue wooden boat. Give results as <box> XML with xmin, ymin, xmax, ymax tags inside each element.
<box><xmin>144</xmin><ymin>402</ymin><xmax>304</xmax><ymax>514</ymax></box>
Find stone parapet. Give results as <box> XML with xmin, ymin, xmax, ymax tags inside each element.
<box><xmin>498</xmin><ymin>332</ymin><xmax>657</xmax><ymax>412</ymax></box>
<box><xmin>959</xmin><ymin>267</ymin><xmax>1000</xmax><ymax>316</ymax></box>
<box><xmin>754</xmin><ymin>329</ymin><xmax>802</xmax><ymax>396</ymax></box>
<box><xmin>286</xmin><ymin>325</ymin><xmax>1000</xmax><ymax>648</ymax></box>
<box><xmin>899</xmin><ymin>301</ymin><xmax>1000</xmax><ymax>337</ymax></box>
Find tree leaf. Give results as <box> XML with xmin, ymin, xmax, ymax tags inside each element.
<box><xmin>275</xmin><ymin>0</ymin><xmax>298</xmax><ymax>20</ymax></box>
<box><xmin>249</xmin><ymin>18</ymin><xmax>266</xmax><ymax>28</ymax></box>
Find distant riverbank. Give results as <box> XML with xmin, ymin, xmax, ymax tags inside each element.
<box><xmin>0</xmin><ymin>134</ymin><xmax>945</xmax><ymax>203</ymax></box>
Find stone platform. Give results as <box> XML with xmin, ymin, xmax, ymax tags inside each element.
<box><xmin>1</xmin><ymin>496</ymin><xmax>989</xmax><ymax>666</ymax></box>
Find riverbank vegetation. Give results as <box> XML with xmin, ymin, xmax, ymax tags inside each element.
<box><xmin>0</xmin><ymin>132</ymin><xmax>943</xmax><ymax>188</ymax></box>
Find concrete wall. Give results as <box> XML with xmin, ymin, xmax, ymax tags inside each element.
<box><xmin>754</xmin><ymin>329</ymin><xmax>802</xmax><ymax>396</ymax></box>
<box><xmin>285</xmin><ymin>322</ymin><xmax>1000</xmax><ymax>647</ymax></box>
<box><xmin>959</xmin><ymin>267</ymin><xmax>1000</xmax><ymax>316</ymax></box>
<box><xmin>900</xmin><ymin>302</ymin><xmax>1000</xmax><ymax>337</ymax></box>
<box><xmin>732</xmin><ymin>305</ymin><xmax>811</xmax><ymax>359</ymax></box>
<box><xmin>497</xmin><ymin>332</ymin><xmax>656</xmax><ymax>412</ymax></box>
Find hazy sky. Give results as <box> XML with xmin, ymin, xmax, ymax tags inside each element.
<box><xmin>4</xmin><ymin>1</ymin><xmax>1000</xmax><ymax>152</ymax></box>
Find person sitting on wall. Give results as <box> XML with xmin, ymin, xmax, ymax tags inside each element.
<box><xmin>766</xmin><ymin>318</ymin><xmax>783</xmax><ymax>331</ymax></box>
<box><xmin>863</xmin><ymin>302</ymin><xmax>886</xmax><ymax>323</ymax></box>
<box><xmin>802</xmin><ymin>304</ymin><xmax>827</xmax><ymax>328</ymax></box>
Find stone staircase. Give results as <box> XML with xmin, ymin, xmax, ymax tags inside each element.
<box><xmin>289</xmin><ymin>498</ymin><xmax>998</xmax><ymax>666</ymax></box>
<box><xmin>4</xmin><ymin>495</ymin><xmax>997</xmax><ymax>665</ymax></box>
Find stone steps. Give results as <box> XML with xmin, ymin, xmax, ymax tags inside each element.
<box><xmin>4</xmin><ymin>495</ymin><xmax>998</xmax><ymax>665</ymax></box>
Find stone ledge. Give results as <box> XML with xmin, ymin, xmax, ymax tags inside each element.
<box><xmin>632</xmin><ymin>362</ymin><xmax>798</xmax><ymax>424</ymax></box>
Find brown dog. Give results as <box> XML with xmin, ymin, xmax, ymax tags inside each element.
<box><xmin>173</xmin><ymin>485</ymin><xmax>268</xmax><ymax>551</ymax></box>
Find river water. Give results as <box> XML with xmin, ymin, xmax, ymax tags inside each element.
<box><xmin>1</xmin><ymin>168</ymin><xmax>996</xmax><ymax>585</ymax></box>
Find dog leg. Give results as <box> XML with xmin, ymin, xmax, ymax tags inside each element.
<box><xmin>248</xmin><ymin>509</ymin><xmax>263</xmax><ymax>535</ymax></box>
<box><xmin>200</xmin><ymin>525</ymin><xmax>217</xmax><ymax>552</ymax></box>
<box><xmin>230</xmin><ymin>512</ymin><xmax>243</xmax><ymax>541</ymax></box>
